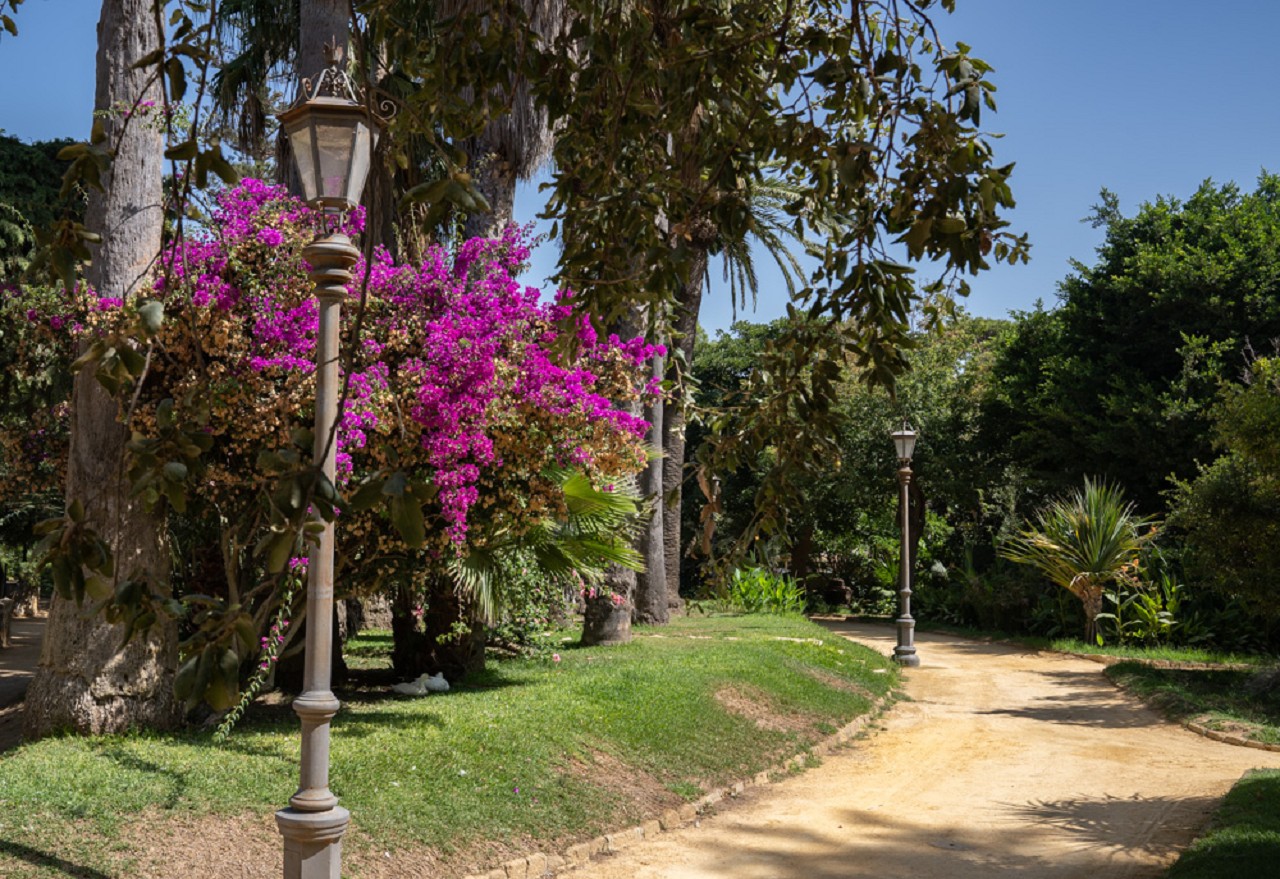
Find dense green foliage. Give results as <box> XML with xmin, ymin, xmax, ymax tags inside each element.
<box><xmin>0</xmin><ymin>615</ymin><xmax>894</xmax><ymax>877</ymax></box>
<box><xmin>990</xmin><ymin>177</ymin><xmax>1280</xmax><ymax>511</ymax></box>
<box><xmin>689</xmin><ymin>175</ymin><xmax>1280</xmax><ymax>652</ymax></box>
<box><xmin>0</xmin><ymin>133</ymin><xmax>77</xmax><ymax>280</ymax></box>
<box><xmin>718</xmin><ymin>566</ymin><xmax>806</xmax><ymax>615</ymax></box>
<box><xmin>1171</xmin><ymin>356</ymin><xmax>1280</xmax><ymax>619</ymax></box>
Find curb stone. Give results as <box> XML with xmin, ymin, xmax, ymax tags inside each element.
<box><xmin>1185</xmin><ymin>720</ymin><xmax>1280</xmax><ymax>752</ymax></box>
<box><xmin>457</xmin><ymin>689</ymin><xmax>895</xmax><ymax>879</ymax></box>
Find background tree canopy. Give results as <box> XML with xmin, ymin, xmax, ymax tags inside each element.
<box><xmin>986</xmin><ymin>176</ymin><xmax>1280</xmax><ymax>512</ymax></box>
<box><xmin>0</xmin><ymin>133</ymin><xmax>77</xmax><ymax>280</ymax></box>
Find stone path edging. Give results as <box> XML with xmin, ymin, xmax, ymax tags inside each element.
<box><xmin>1184</xmin><ymin>720</ymin><xmax>1280</xmax><ymax>752</ymax></box>
<box><xmin>457</xmin><ymin>690</ymin><xmax>897</xmax><ymax>879</ymax></box>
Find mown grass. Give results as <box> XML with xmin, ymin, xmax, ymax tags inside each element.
<box><xmin>0</xmin><ymin>613</ymin><xmax>894</xmax><ymax>878</ymax></box>
<box><xmin>909</xmin><ymin>616</ymin><xmax>1271</xmax><ymax>667</ymax></box>
<box><xmin>1167</xmin><ymin>769</ymin><xmax>1280</xmax><ymax>878</ymax></box>
<box><xmin>1106</xmin><ymin>662</ymin><xmax>1280</xmax><ymax>744</ymax></box>
<box><xmin>1047</xmin><ymin>639</ymin><xmax>1269</xmax><ymax>667</ymax></box>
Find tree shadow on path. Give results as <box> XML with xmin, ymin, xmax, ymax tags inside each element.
<box><xmin>681</xmin><ymin>791</ymin><xmax>1210</xmax><ymax>878</ymax></box>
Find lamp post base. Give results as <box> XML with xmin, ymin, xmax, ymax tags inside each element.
<box><xmin>276</xmin><ymin>807</ymin><xmax>350</xmax><ymax>879</ymax></box>
<box><xmin>893</xmin><ymin>615</ymin><xmax>919</xmax><ymax>666</ymax></box>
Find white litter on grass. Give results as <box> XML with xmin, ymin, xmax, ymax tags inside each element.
<box><xmin>392</xmin><ymin>672</ymin><xmax>450</xmax><ymax>696</ymax></box>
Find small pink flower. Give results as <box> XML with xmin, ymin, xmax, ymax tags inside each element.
<box><xmin>552</xmin><ymin>653</ymin><xmax>561</xmax><ymax>663</ymax></box>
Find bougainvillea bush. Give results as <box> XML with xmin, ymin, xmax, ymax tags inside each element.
<box><xmin>15</xmin><ymin>179</ymin><xmax>659</xmax><ymax>709</ymax></box>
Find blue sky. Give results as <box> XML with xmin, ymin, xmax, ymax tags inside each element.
<box><xmin>2</xmin><ymin>0</ymin><xmax>1277</xmax><ymax>332</ymax></box>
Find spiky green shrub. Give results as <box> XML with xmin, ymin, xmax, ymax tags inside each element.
<box><xmin>1000</xmin><ymin>478</ymin><xmax>1156</xmax><ymax>642</ymax></box>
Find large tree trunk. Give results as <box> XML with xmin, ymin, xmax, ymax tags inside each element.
<box><xmin>276</xmin><ymin>1</ymin><xmax>351</xmax><ymax>193</ymax></box>
<box><xmin>461</xmin><ymin>133</ymin><xmax>517</xmax><ymax>240</ymax></box>
<box><xmin>1081</xmin><ymin>586</ymin><xmax>1103</xmax><ymax>644</ymax></box>
<box><xmin>299</xmin><ymin>0</ymin><xmax>347</xmax><ymax>80</ymax></box>
<box><xmin>391</xmin><ymin>576</ymin><xmax>486</xmax><ymax>682</ymax></box>
<box><xmin>422</xmin><ymin>576</ymin><xmax>487</xmax><ymax>682</ymax></box>
<box><xmin>633</xmin><ymin>349</ymin><xmax>668</xmax><ymax>625</ymax></box>
<box><xmin>450</xmin><ymin>0</ymin><xmax>566</xmax><ymax>239</ymax></box>
<box><xmin>24</xmin><ymin>0</ymin><xmax>178</xmax><ymax>739</ymax></box>
<box><xmin>661</xmin><ymin>248</ymin><xmax>705</xmax><ymax>609</ymax></box>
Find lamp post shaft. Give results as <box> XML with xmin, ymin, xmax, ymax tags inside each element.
<box><xmin>893</xmin><ymin>461</ymin><xmax>919</xmax><ymax>666</ymax></box>
<box><xmin>275</xmin><ymin>232</ymin><xmax>358</xmax><ymax>879</ymax></box>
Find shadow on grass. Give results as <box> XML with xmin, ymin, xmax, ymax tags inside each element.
<box><xmin>334</xmin><ymin>709</ymin><xmax>446</xmax><ymax>738</ymax></box>
<box><xmin>0</xmin><ymin>839</ymin><xmax>113</xmax><ymax>879</ymax></box>
<box><xmin>99</xmin><ymin>747</ymin><xmax>188</xmax><ymax>810</ymax></box>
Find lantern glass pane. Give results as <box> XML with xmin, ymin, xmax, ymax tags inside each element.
<box><xmin>283</xmin><ymin>116</ymin><xmax>318</xmax><ymax>203</ymax></box>
<box><xmin>315</xmin><ymin>115</ymin><xmax>356</xmax><ymax>203</ymax></box>
<box><xmin>892</xmin><ymin>430</ymin><xmax>917</xmax><ymax>460</ymax></box>
<box><xmin>345</xmin><ymin>120</ymin><xmax>375</xmax><ymax>205</ymax></box>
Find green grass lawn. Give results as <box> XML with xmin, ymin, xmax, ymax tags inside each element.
<box><xmin>1105</xmin><ymin>663</ymin><xmax>1280</xmax><ymax>744</ymax></box>
<box><xmin>0</xmin><ymin>613</ymin><xmax>895</xmax><ymax>878</ymax></box>
<box><xmin>1167</xmin><ymin>769</ymin><xmax>1280</xmax><ymax>879</ymax></box>
<box><xmin>1047</xmin><ymin>639</ymin><xmax>1269</xmax><ymax>667</ymax></box>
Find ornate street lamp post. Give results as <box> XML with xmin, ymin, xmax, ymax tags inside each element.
<box><xmin>891</xmin><ymin>424</ymin><xmax>919</xmax><ymax>667</ymax></box>
<box><xmin>274</xmin><ymin>44</ymin><xmax>384</xmax><ymax>879</ymax></box>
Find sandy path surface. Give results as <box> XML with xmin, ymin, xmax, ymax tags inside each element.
<box><xmin>564</xmin><ymin>622</ymin><xmax>1280</xmax><ymax>879</ymax></box>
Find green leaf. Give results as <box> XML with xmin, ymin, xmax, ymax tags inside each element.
<box><xmin>347</xmin><ymin>477</ymin><xmax>386</xmax><ymax>511</ymax></box>
<box><xmin>390</xmin><ymin>496</ymin><xmax>426</xmax><ymax>548</ymax></box>
<box><xmin>166</xmin><ymin>57</ymin><xmax>187</xmax><ymax>103</ymax></box>
<box><xmin>206</xmin><ymin>148</ymin><xmax>239</xmax><ymax>185</ymax></box>
<box><xmin>164</xmin><ymin>139</ymin><xmax>198</xmax><ymax>162</ymax></box>
<box><xmin>266</xmin><ymin>531</ymin><xmax>295</xmax><ymax>573</ymax></box>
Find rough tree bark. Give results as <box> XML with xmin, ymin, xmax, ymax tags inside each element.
<box><xmin>298</xmin><ymin>0</ymin><xmax>348</xmax><ymax>81</ymax></box>
<box><xmin>633</xmin><ymin>348</ymin><xmax>668</xmax><ymax>624</ymax></box>
<box><xmin>661</xmin><ymin>247</ymin><xmax>706</xmax><ymax>609</ymax></box>
<box><xmin>390</xmin><ymin>577</ymin><xmax>485</xmax><ymax>682</ymax></box>
<box><xmin>24</xmin><ymin>0</ymin><xmax>178</xmax><ymax>739</ymax></box>
<box><xmin>276</xmin><ymin>1</ymin><xmax>350</xmax><ymax>202</ymax></box>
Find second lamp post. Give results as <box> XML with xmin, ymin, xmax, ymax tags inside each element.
<box><xmin>891</xmin><ymin>425</ymin><xmax>920</xmax><ymax>667</ymax></box>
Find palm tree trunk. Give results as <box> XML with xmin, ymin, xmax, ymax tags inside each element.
<box><xmin>1082</xmin><ymin>586</ymin><xmax>1104</xmax><ymax>643</ymax></box>
<box><xmin>633</xmin><ymin>348</ymin><xmax>668</xmax><ymax>624</ymax></box>
<box><xmin>661</xmin><ymin>245</ymin><xmax>706</xmax><ymax>609</ymax></box>
<box><xmin>461</xmin><ymin>133</ymin><xmax>517</xmax><ymax>240</ymax></box>
<box><xmin>24</xmin><ymin>0</ymin><xmax>178</xmax><ymax>739</ymax></box>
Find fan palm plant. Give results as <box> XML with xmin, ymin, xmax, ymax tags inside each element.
<box><xmin>999</xmin><ymin>478</ymin><xmax>1157</xmax><ymax>642</ymax></box>
<box><xmin>449</xmin><ymin>468</ymin><xmax>643</xmax><ymax>625</ymax></box>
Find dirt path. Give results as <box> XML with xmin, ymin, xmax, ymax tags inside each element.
<box><xmin>0</xmin><ymin>615</ymin><xmax>45</xmax><ymax>751</ymax></box>
<box><xmin>564</xmin><ymin>622</ymin><xmax>1280</xmax><ymax>879</ymax></box>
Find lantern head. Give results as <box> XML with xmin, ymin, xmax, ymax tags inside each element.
<box><xmin>280</xmin><ymin>43</ymin><xmax>385</xmax><ymax>215</ymax></box>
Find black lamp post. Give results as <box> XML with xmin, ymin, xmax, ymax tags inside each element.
<box><xmin>891</xmin><ymin>424</ymin><xmax>919</xmax><ymax>667</ymax></box>
<box><xmin>274</xmin><ymin>43</ymin><xmax>384</xmax><ymax>879</ymax></box>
